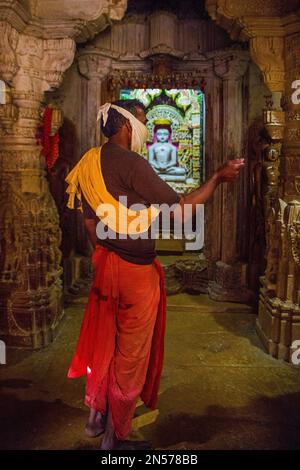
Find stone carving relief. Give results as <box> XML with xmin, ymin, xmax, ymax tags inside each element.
<box><xmin>257</xmin><ymin>196</ymin><xmax>300</xmax><ymax>360</ymax></box>
<box><xmin>107</xmin><ymin>69</ymin><xmax>207</xmax><ymax>94</ymax></box>
<box><xmin>273</xmin><ymin>199</ymin><xmax>300</xmax><ymax>298</ymax></box>
<box><xmin>0</xmin><ymin>190</ymin><xmax>23</xmax><ymax>285</ymax></box>
<box><xmin>262</xmin><ymin>143</ymin><xmax>280</xmax><ymax>204</ymax></box>
<box><xmin>259</xmin><ymin>107</ymin><xmax>283</xmax><ymax>207</ymax></box>
<box><xmin>290</xmin><ymin>227</ymin><xmax>300</xmax><ymax>269</ymax></box>
<box><xmin>0</xmin><ymin>21</ymin><xmax>19</xmax><ymax>84</ymax></box>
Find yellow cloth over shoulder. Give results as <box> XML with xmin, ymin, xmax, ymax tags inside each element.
<box><xmin>65</xmin><ymin>147</ymin><xmax>160</xmax><ymax>235</ymax></box>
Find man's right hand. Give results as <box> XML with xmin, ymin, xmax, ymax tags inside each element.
<box><xmin>215</xmin><ymin>159</ymin><xmax>245</xmax><ymax>183</ymax></box>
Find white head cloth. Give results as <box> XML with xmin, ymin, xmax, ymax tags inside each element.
<box><xmin>97</xmin><ymin>103</ymin><xmax>148</xmax><ymax>153</ymax></box>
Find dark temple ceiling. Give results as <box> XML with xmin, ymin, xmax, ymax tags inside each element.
<box><xmin>127</xmin><ymin>0</ymin><xmax>209</xmax><ymax>19</ymax></box>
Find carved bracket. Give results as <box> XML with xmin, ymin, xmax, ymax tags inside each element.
<box><xmin>250</xmin><ymin>37</ymin><xmax>285</xmax><ymax>92</ymax></box>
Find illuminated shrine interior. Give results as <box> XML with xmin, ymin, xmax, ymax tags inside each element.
<box><xmin>0</xmin><ymin>0</ymin><xmax>300</xmax><ymax>451</ymax></box>
<box><xmin>120</xmin><ymin>88</ymin><xmax>205</xmax><ymax>187</ymax></box>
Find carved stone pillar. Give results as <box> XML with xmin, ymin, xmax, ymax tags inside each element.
<box><xmin>256</xmin><ymin>32</ymin><xmax>300</xmax><ymax>361</ymax></box>
<box><xmin>77</xmin><ymin>50</ymin><xmax>112</xmax><ymax>153</ymax></box>
<box><xmin>208</xmin><ymin>50</ymin><xmax>253</xmax><ymax>303</ymax></box>
<box><xmin>0</xmin><ymin>22</ymin><xmax>75</xmax><ymax>348</ymax></box>
<box><xmin>73</xmin><ymin>50</ymin><xmax>112</xmax><ymax>254</ymax></box>
<box><xmin>204</xmin><ymin>0</ymin><xmax>300</xmax><ymax>361</ymax></box>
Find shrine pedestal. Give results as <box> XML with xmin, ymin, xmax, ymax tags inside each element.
<box><xmin>208</xmin><ymin>261</ymin><xmax>254</xmax><ymax>304</ymax></box>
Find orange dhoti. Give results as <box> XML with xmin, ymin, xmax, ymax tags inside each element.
<box><xmin>68</xmin><ymin>245</ymin><xmax>166</xmax><ymax>440</ymax></box>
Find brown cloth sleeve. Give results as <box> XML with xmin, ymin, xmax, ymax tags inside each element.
<box><xmin>82</xmin><ymin>195</ymin><xmax>97</xmax><ymax>220</ymax></box>
<box><xmin>130</xmin><ymin>157</ymin><xmax>180</xmax><ymax>206</ymax></box>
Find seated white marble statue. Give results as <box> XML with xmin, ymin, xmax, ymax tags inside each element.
<box><xmin>148</xmin><ymin>126</ymin><xmax>186</xmax><ymax>182</ymax></box>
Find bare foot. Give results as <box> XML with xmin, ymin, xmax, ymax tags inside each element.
<box><xmin>101</xmin><ymin>437</ymin><xmax>152</xmax><ymax>450</ymax></box>
<box><xmin>100</xmin><ymin>432</ymin><xmax>123</xmax><ymax>450</ymax></box>
<box><xmin>100</xmin><ymin>410</ymin><xmax>120</xmax><ymax>449</ymax></box>
<box><xmin>114</xmin><ymin>440</ymin><xmax>153</xmax><ymax>450</ymax></box>
<box><xmin>100</xmin><ymin>409</ymin><xmax>152</xmax><ymax>450</ymax></box>
<box><xmin>85</xmin><ymin>408</ymin><xmax>106</xmax><ymax>438</ymax></box>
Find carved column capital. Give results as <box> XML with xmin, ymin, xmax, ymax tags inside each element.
<box><xmin>213</xmin><ymin>49</ymin><xmax>249</xmax><ymax>80</ymax></box>
<box><xmin>0</xmin><ymin>26</ymin><xmax>75</xmax><ymax>146</ymax></box>
<box><xmin>13</xmin><ymin>33</ymin><xmax>75</xmax><ymax>95</ymax></box>
<box><xmin>77</xmin><ymin>51</ymin><xmax>112</xmax><ymax>80</ymax></box>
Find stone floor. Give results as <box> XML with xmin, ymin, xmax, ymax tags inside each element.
<box><xmin>1</xmin><ymin>292</ymin><xmax>300</xmax><ymax>450</ymax></box>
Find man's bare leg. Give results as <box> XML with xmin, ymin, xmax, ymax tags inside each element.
<box><xmin>85</xmin><ymin>408</ymin><xmax>106</xmax><ymax>438</ymax></box>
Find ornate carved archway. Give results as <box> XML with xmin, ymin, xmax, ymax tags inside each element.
<box><xmin>74</xmin><ymin>9</ymin><xmax>253</xmax><ymax>304</ymax></box>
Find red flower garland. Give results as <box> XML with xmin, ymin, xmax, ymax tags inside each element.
<box><xmin>37</xmin><ymin>106</ymin><xmax>60</xmax><ymax>171</ymax></box>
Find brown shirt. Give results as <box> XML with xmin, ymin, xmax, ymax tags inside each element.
<box><xmin>82</xmin><ymin>142</ymin><xmax>180</xmax><ymax>264</ymax></box>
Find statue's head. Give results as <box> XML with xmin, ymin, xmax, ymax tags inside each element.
<box><xmin>156</xmin><ymin>127</ymin><xmax>170</xmax><ymax>143</ymax></box>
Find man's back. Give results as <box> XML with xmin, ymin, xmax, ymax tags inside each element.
<box><xmin>82</xmin><ymin>142</ymin><xmax>180</xmax><ymax>264</ymax></box>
